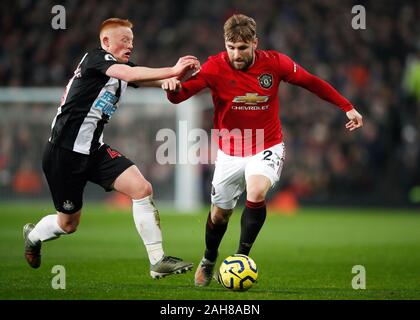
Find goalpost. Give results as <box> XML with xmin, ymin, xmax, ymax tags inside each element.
<box><xmin>123</xmin><ymin>88</ymin><xmax>205</xmax><ymax>212</ymax></box>
<box><xmin>0</xmin><ymin>87</ymin><xmax>205</xmax><ymax>212</ymax></box>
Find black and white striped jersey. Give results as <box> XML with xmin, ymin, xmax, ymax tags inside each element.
<box><xmin>49</xmin><ymin>48</ymin><xmax>137</xmax><ymax>155</ymax></box>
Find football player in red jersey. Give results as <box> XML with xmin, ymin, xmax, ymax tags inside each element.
<box><xmin>163</xmin><ymin>14</ymin><xmax>363</xmax><ymax>287</ymax></box>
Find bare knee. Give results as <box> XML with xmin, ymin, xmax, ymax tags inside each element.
<box><xmin>113</xmin><ymin>165</ymin><xmax>153</xmax><ymax>200</ymax></box>
<box><xmin>246</xmin><ymin>175</ymin><xmax>271</xmax><ymax>202</ymax></box>
<box><xmin>246</xmin><ymin>185</ymin><xmax>266</xmax><ymax>203</ymax></box>
<box><xmin>211</xmin><ymin>206</ymin><xmax>232</xmax><ymax>224</ymax></box>
<box><xmin>132</xmin><ymin>180</ymin><xmax>153</xmax><ymax>199</ymax></box>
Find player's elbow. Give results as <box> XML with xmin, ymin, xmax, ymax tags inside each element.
<box><xmin>122</xmin><ymin>72</ymin><xmax>139</xmax><ymax>83</ymax></box>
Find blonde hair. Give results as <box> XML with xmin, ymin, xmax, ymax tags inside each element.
<box><xmin>224</xmin><ymin>14</ymin><xmax>256</xmax><ymax>42</ymax></box>
<box><xmin>99</xmin><ymin>18</ymin><xmax>133</xmax><ymax>38</ymax></box>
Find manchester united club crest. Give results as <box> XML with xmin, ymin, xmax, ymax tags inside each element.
<box><xmin>258</xmin><ymin>73</ymin><xmax>273</xmax><ymax>89</ymax></box>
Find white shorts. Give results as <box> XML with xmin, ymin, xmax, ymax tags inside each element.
<box><xmin>211</xmin><ymin>142</ymin><xmax>286</xmax><ymax>210</ymax></box>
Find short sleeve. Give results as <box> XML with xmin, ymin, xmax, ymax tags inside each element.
<box><xmin>86</xmin><ymin>49</ymin><xmax>119</xmax><ymax>75</ymax></box>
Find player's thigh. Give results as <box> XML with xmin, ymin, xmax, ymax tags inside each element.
<box><xmin>112</xmin><ymin>165</ymin><xmax>152</xmax><ymax>199</ymax></box>
<box><xmin>211</xmin><ymin>150</ymin><xmax>247</xmax><ymax>210</ymax></box>
<box><xmin>42</xmin><ymin>142</ymin><xmax>88</xmax><ymax>214</ymax></box>
<box><xmin>245</xmin><ymin>142</ymin><xmax>286</xmax><ymax>188</ymax></box>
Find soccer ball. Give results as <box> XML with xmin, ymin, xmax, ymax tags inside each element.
<box><xmin>218</xmin><ymin>254</ymin><xmax>258</xmax><ymax>291</ymax></box>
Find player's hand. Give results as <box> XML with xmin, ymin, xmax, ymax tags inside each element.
<box><xmin>161</xmin><ymin>77</ymin><xmax>181</xmax><ymax>93</ymax></box>
<box><xmin>172</xmin><ymin>55</ymin><xmax>200</xmax><ymax>79</ymax></box>
<box><xmin>345</xmin><ymin>108</ymin><xmax>363</xmax><ymax>131</ymax></box>
<box><xmin>179</xmin><ymin>59</ymin><xmax>201</xmax><ymax>82</ymax></box>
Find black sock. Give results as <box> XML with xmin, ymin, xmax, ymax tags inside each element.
<box><xmin>204</xmin><ymin>212</ymin><xmax>228</xmax><ymax>262</ymax></box>
<box><xmin>237</xmin><ymin>200</ymin><xmax>267</xmax><ymax>255</ymax></box>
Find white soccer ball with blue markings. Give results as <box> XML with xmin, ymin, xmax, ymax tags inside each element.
<box><xmin>219</xmin><ymin>254</ymin><xmax>258</xmax><ymax>291</ymax></box>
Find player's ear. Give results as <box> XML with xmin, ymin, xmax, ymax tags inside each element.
<box><xmin>253</xmin><ymin>38</ymin><xmax>258</xmax><ymax>50</ymax></box>
<box><xmin>102</xmin><ymin>36</ymin><xmax>110</xmax><ymax>49</ymax></box>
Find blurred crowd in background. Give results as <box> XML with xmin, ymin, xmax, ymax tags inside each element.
<box><xmin>0</xmin><ymin>0</ymin><xmax>419</xmax><ymax>206</ymax></box>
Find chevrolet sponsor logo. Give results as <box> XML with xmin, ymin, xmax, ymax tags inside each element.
<box><xmin>231</xmin><ymin>105</ymin><xmax>269</xmax><ymax>111</ymax></box>
<box><xmin>232</xmin><ymin>93</ymin><xmax>269</xmax><ymax>104</ymax></box>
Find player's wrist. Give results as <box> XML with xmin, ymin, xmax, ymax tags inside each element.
<box><xmin>342</xmin><ymin>103</ymin><xmax>354</xmax><ymax>113</ymax></box>
<box><xmin>170</xmin><ymin>66</ymin><xmax>181</xmax><ymax>78</ymax></box>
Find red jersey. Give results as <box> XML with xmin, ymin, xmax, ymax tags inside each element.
<box><xmin>167</xmin><ymin>50</ymin><xmax>353</xmax><ymax>157</ymax></box>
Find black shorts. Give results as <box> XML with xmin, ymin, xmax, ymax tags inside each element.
<box><xmin>42</xmin><ymin>142</ymin><xmax>134</xmax><ymax>214</ymax></box>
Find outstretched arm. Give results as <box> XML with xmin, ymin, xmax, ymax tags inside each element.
<box><xmin>280</xmin><ymin>54</ymin><xmax>363</xmax><ymax>131</ymax></box>
<box><xmin>161</xmin><ymin>59</ymin><xmax>213</xmax><ymax>104</ymax></box>
<box><xmin>290</xmin><ymin>69</ymin><xmax>363</xmax><ymax>131</ymax></box>
<box><xmin>128</xmin><ymin>60</ymin><xmax>200</xmax><ymax>89</ymax></box>
<box><xmin>164</xmin><ymin>71</ymin><xmax>208</xmax><ymax>104</ymax></box>
<box><xmin>134</xmin><ymin>78</ymin><xmax>182</xmax><ymax>91</ymax></box>
<box><xmin>106</xmin><ymin>55</ymin><xmax>199</xmax><ymax>83</ymax></box>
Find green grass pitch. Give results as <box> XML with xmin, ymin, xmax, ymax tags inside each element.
<box><xmin>0</xmin><ymin>202</ymin><xmax>419</xmax><ymax>300</ymax></box>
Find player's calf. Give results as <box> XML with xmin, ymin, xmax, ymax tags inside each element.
<box><xmin>237</xmin><ymin>200</ymin><xmax>267</xmax><ymax>256</ymax></box>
